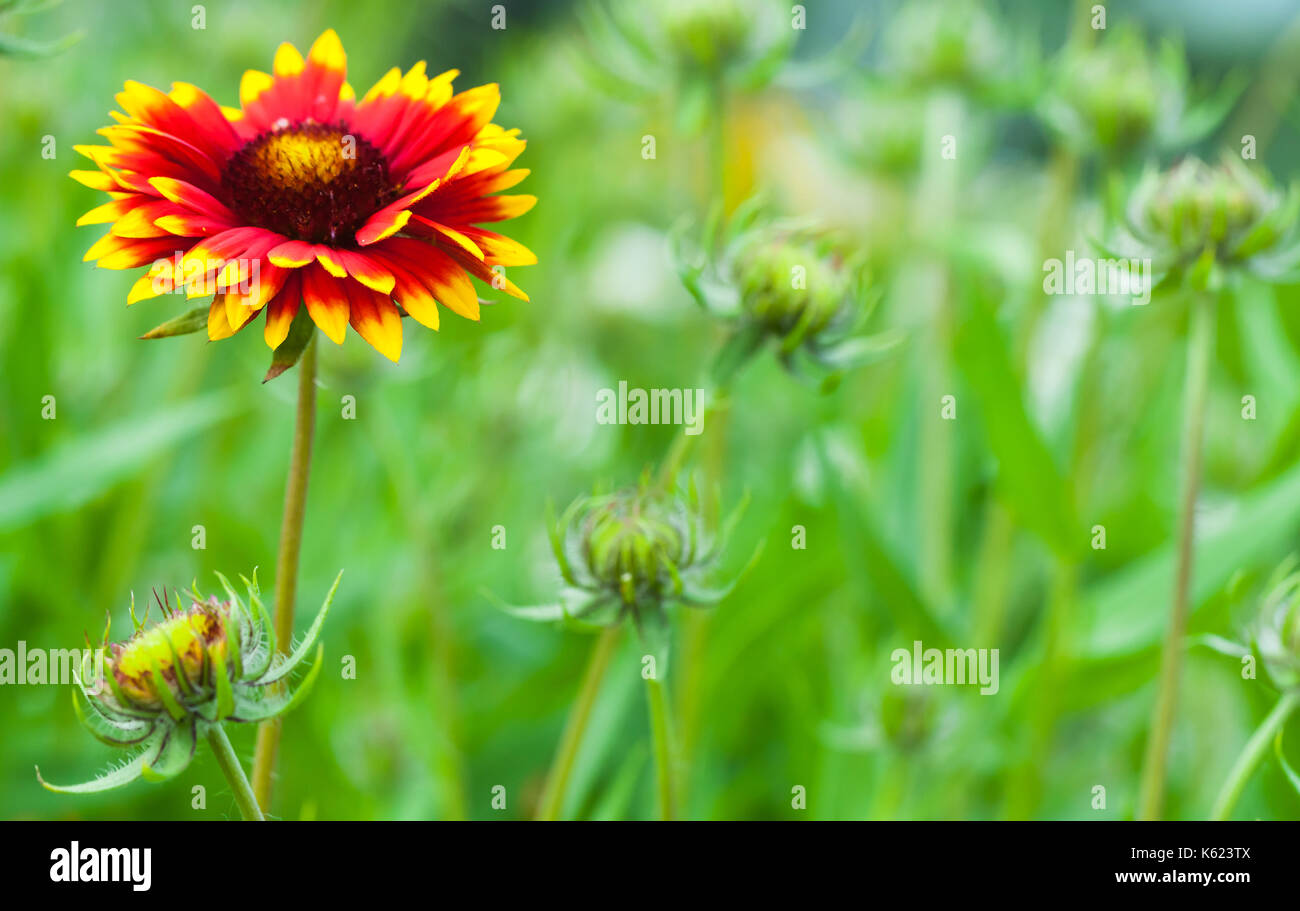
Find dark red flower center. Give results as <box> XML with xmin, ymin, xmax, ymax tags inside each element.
<box><xmin>221</xmin><ymin>123</ymin><xmax>401</xmax><ymax>244</ymax></box>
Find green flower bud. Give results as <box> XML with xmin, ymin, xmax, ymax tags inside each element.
<box><xmin>672</xmin><ymin>206</ymin><xmax>899</xmax><ymax>383</ymax></box>
<box><xmin>883</xmin><ymin>0</ymin><xmax>1003</xmax><ymax>92</ymax></box>
<box><xmin>1053</xmin><ymin>27</ymin><xmax>1161</xmax><ymax>157</ymax></box>
<box><xmin>37</xmin><ymin>571</ymin><xmax>340</xmax><ymax>796</ymax></box>
<box><xmin>532</xmin><ymin>478</ymin><xmax>758</xmax><ymax>638</ymax></box>
<box><xmin>1254</xmin><ymin>565</ymin><xmax>1300</xmax><ymax>692</ymax></box>
<box><xmin>734</xmin><ymin>236</ymin><xmax>850</xmax><ymax>341</ymax></box>
<box><xmin>1118</xmin><ymin>155</ymin><xmax>1300</xmax><ymax>287</ymax></box>
<box><xmin>661</xmin><ymin>0</ymin><xmax>754</xmax><ymax>73</ymax></box>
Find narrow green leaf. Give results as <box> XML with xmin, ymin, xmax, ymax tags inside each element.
<box><xmin>953</xmin><ymin>291</ymin><xmax>1078</xmax><ymax>556</ymax></box>
<box><xmin>36</xmin><ymin>736</ymin><xmax>160</xmax><ymax>794</ymax></box>
<box><xmin>139</xmin><ymin>305</ymin><xmax>210</xmax><ymax>340</ymax></box>
<box><xmin>263</xmin><ymin>310</ymin><xmax>314</xmax><ymax>383</ymax></box>
<box><xmin>0</xmin><ymin>392</ymin><xmax>238</xmax><ymax>532</ymax></box>
<box><xmin>141</xmin><ymin>721</ymin><xmax>196</xmax><ymax>782</ymax></box>
<box><xmin>256</xmin><ymin>569</ymin><xmax>342</xmax><ymax>683</ymax></box>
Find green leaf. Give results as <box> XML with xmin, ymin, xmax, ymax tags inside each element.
<box><xmin>233</xmin><ymin>645</ymin><xmax>324</xmax><ymax>721</ymax></box>
<box><xmin>138</xmin><ymin>305</ymin><xmax>210</xmax><ymax>340</ymax></box>
<box><xmin>953</xmin><ymin>292</ymin><xmax>1077</xmax><ymax>556</ymax></box>
<box><xmin>212</xmin><ymin>646</ymin><xmax>235</xmax><ymax>720</ymax></box>
<box><xmin>1274</xmin><ymin>728</ymin><xmax>1300</xmax><ymax>798</ymax></box>
<box><xmin>0</xmin><ymin>28</ymin><xmax>80</xmax><ymax>57</ymax></box>
<box><xmin>72</xmin><ymin>687</ymin><xmax>153</xmax><ymax>747</ymax></box>
<box><xmin>499</xmin><ymin>603</ymin><xmax>570</xmax><ymax>622</ymax></box>
<box><xmin>263</xmin><ymin>310</ymin><xmax>314</xmax><ymax>383</ymax></box>
<box><xmin>141</xmin><ymin>721</ymin><xmax>196</xmax><ymax>782</ymax></box>
<box><xmin>36</xmin><ymin>734</ymin><xmax>161</xmax><ymax>793</ymax></box>
<box><xmin>146</xmin><ymin>651</ymin><xmax>187</xmax><ymax>722</ymax></box>
<box><xmin>0</xmin><ymin>392</ymin><xmax>238</xmax><ymax>532</ymax></box>
<box><xmin>256</xmin><ymin>569</ymin><xmax>342</xmax><ymax>683</ymax></box>
<box><xmin>813</xmin><ymin>437</ymin><xmax>955</xmax><ymax>647</ymax></box>
<box><xmin>1075</xmin><ymin>455</ymin><xmax>1300</xmax><ymax>659</ymax></box>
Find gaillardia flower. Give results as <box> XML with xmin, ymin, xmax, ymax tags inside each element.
<box><xmin>37</xmin><ymin>571</ymin><xmax>339</xmax><ymax>794</ymax></box>
<box><xmin>72</xmin><ymin>29</ymin><xmax>535</xmax><ymax>366</ymax></box>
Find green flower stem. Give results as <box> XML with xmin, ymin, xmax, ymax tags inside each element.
<box><xmin>1138</xmin><ymin>291</ymin><xmax>1215</xmax><ymax>820</ymax></box>
<box><xmin>207</xmin><ymin>725</ymin><xmax>265</xmax><ymax>821</ymax></box>
<box><xmin>536</xmin><ymin>624</ymin><xmax>623</xmax><ymax>820</ymax></box>
<box><xmin>914</xmin><ymin>90</ymin><xmax>963</xmax><ymax>608</ymax></box>
<box><xmin>252</xmin><ymin>333</ymin><xmax>318</xmax><ymax>811</ymax></box>
<box><xmin>657</xmin><ymin>386</ymin><xmax>731</xmax><ymax>489</ymax></box>
<box><xmin>645</xmin><ymin>674</ymin><xmax>677</xmax><ymax>820</ymax></box>
<box><xmin>1211</xmin><ymin>691</ymin><xmax>1300</xmax><ymax>820</ymax></box>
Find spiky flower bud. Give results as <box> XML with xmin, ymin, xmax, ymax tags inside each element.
<box><xmin>661</xmin><ymin>0</ymin><xmax>755</xmax><ymax>74</ymax></box>
<box><xmin>882</xmin><ymin>0</ymin><xmax>1004</xmax><ymax>93</ymax></box>
<box><xmin>734</xmin><ymin>235</ymin><xmax>850</xmax><ymax>341</ymax></box>
<box><xmin>1115</xmin><ymin>155</ymin><xmax>1300</xmax><ymax>290</ymax></box>
<box><xmin>1041</xmin><ymin>26</ymin><xmax>1238</xmax><ymax>162</ymax></box>
<box><xmin>37</xmin><ymin>571</ymin><xmax>340</xmax><ymax>795</ymax></box>
<box><xmin>508</xmin><ymin>477</ymin><xmax>758</xmax><ymax>645</ymax></box>
<box><xmin>672</xmin><ymin>204</ymin><xmax>898</xmax><ymax>384</ymax></box>
<box><xmin>1254</xmin><ymin>563</ymin><xmax>1300</xmax><ymax>693</ymax></box>
<box><xmin>575</xmin><ymin>0</ymin><xmax>796</xmax><ymax>134</ymax></box>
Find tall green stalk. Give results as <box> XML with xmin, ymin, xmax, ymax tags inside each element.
<box><xmin>913</xmin><ymin>90</ymin><xmax>962</xmax><ymax>608</ymax></box>
<box><xmin>1138</xmin><ymin>292</ymin><xmax>1215</xmax><ymax>819</ymax></box>
<box><xmin>252</xmin><ymin>333</ymin><xmax>318</xmax><ymax>811</ymax></box>
<box><xmin>1211</xmin><ymin>691</ymin><xmax>1300</xmax><ymax>820</ymax></box>
<box><xmin>536</xmin><ymin>624</ymin><xmax>623</xmax><ymax>820</ymax></box>
<box><xmin>645</xmin><ymin>674</ymin><xmax>677</xmax><ymax>820</ymax></box>
<box><xmin>207</xmin><ymin>725</ymin><xmax>265</xmax><ymax>821</ymax></box>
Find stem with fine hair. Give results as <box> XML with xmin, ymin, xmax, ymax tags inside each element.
<box><xmin>645</xmin><ymin>674</ymin><xmax>677</xmax><ymax>820</ymax></box>
<box><xmin>207</xmin><ymin>725</ymin><xmax>265</xmax><ymax>821</ymax></box>
<box><xmin>1211</xmin><ymin>691</ymin><xmax>1300</xmax><ymax>820</ymax></box>
<box><xmin>536</xmin><ymin>624</ymin><xmax>623</xmax><ymax>820</ymax></box>
<box><xmin>251</xmin><ymin>333</ymin><xmax>318</xmax><ymax>811</ymax></box>
<box><xmin>1138</xmin><ymin>292</ymin><xmax>1215</xmax><ymax>820</ymax></box>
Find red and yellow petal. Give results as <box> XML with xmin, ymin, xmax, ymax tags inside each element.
<box><xmin>300</xmin><ymin>263</ymin><xmax>350</xmax><ymax>344</ymax></box>
<box><xmin>375</xmin><ymin>237</ymin><xmax>480</xmax><ymax>320</ymax></box>
<box><xmin>346</xmin><ymin>282</ymin><xmax>403</xmax><ymax>362</ymax></box>
<box><xmin>264</xmin><ymin>271</ymin><xmax>303</xmax><ymax>349</ymax></box>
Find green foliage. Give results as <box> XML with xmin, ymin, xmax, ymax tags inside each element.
<box><xmin>5</xmin><ymin>0</ymin><xmax>1300</xmax><ymax>822</ymax></box>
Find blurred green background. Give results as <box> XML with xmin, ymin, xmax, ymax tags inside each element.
<box><xmin>4</xmin><ymin>0</ymin><xmax>1300</xmax><ymax>821</ymax></box>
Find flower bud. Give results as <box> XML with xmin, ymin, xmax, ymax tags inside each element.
<box><xmin>661</xmin><ymin>0</ymin><xmax>754</xmax><ymax>73</ymax></box>
<box><xmin>672</xmin><ymin>208</ymin><xmax>897</xmax><ymax>383</ymax></box>
<box><xmin>1254</xmin><ymin>566</ymin><xmax>1300</xmax><ymax>692</ymax></box>
<box><xmin>734</xmin><ymin>236</ymin><xmax>850</xmax><ymax>342</ymax></box>
<box><xmin>537</xmin><ymin>478</ymin><xmax>758</xmax><ymax>638</ymax></box>
<box><xmin>1116</xmin><ymin>155</ymin><xmax>1300</xmax><ymax>288</ymax></box>
<box><xmin>38</xmin><ymin>571</ymin><xmax>340</xmax><ymax>795</ymax></box>
<box><xmin>1051</xmin><ymin>27</ymin><xmax>1162</xmax><ymax>158</ymax></box>
<box><xmin>883</xmin><ymin>0</ymin><xmax>1003</xmax><ymax>92</ymax></box>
